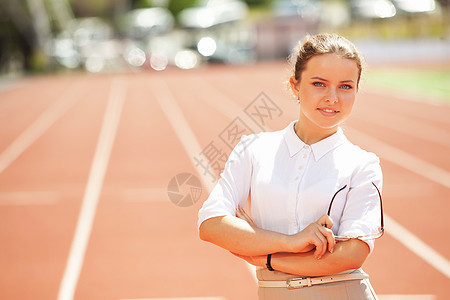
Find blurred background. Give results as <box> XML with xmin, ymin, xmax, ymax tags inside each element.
<box><xmin>1</xmin><ymin>1</ymin><xmax>450</xmax><ymax>299</ymax></box>
<box><xmin>0</xmin><ymin>0</ymin><xmax>449</xmax><ymax>75</ymax></box>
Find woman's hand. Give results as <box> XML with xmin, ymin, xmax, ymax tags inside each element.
<box><xmin>287</xmin><ymin>214</ymin><xmax>336</xmax><ymax>259</ymax></box>
<box><xmin>235</xmin><ymin>207</ymin><xmax>335</xmax><ymax>259</ymax></box>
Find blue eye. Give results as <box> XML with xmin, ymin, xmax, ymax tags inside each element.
<box><xmin>313</xmin><ymin>82</ymin><xmax>325</xmax><ymax>87</ymax></box>
<box><xmin>340</xmin><ymin>84</ymin><xmax>353</xmax><ymax>90</ymax></box>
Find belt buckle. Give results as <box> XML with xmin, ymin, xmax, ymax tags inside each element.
<box><xmin>286</xmin><ymin>277</ymin><xmax>308</xmax><ymax>289</ymax></box>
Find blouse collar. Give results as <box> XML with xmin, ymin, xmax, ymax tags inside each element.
<box><xmin>283</xmin><ymin>120</ymin><xmax>348</xmax><ymax>161</ymax></box>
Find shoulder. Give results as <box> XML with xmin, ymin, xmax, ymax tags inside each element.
<box><xmin>331</xmin><ymin>136</ymin><xmax>382</xmax><ymax>179</ymax></box>
<box><xmin>229</xmin><ymin>127</ymin><xmax>287</xmax><ymax>165</ymax></box>
<box><xmin>337</xmin><ymin>139</ymin><xmax>382</xmax><ymax>186</ymax></box>
<box><xmin>342</xmin><ymin>142</ymin><xmax>380</xmax><ymax>165</ymax></box>
<box><xmin>335</xmin><ymin>129</ymin><xmax>379</xmax><ymax>164</ymax></box>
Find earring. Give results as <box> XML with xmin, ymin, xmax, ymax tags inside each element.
<box><xmin>297</xmin><ymin>97</ymin><xmax>300</xmax><ymax>104</ymax></box>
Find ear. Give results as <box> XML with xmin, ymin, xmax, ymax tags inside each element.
<box><xmin>289</xmin><ymin>76</ymin><xmax>300</xmax><ymax>97</ymax></box>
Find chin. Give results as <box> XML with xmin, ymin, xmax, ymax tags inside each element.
<box><xmin>316</xmin><ymin>118</ymin><xmax>346</xmax><ymax>129</ymax></box>
<box><xmin>316</xmin><ymin>122</ymin><xmax>340</xmax><ymax>130</ymax></box>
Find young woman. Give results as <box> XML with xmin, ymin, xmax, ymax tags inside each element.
<box><xmin>198</xmin><ymin>33</ymin><xmax>383</xmax><ymax>299</ymax></box>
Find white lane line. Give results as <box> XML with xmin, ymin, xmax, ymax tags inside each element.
<box><xmin>0</xmin><ymin>80</ymin><xmax>86</xmax><ymax>174</ymax></box>
<box><xmin>385</xmin><ymin>214</ymin><xmax>450</xmax><ymax>279</ymax></box>
<box><xmin>152</xmin><ymin>78</ymin><xmax>257</xmax><ymax>282</ymax></box>
<box><xmin>0</xmin><ymin>191</ymin><xmax>59</xmax><ymax>205</ymax></box>
<box><xmin>151</xmin><ymin>78</ymin><xmax>215</xmax><ymax>192</ymax></box>
<box><xmin>57</xmin><ymin>78</ymin><xmax>127</xmax><ymax>300</ymax></box>
<box><xmin>383</xmin><ymin>182</ymin><xmax>438</xmax><ymax>198</ymax></box>
<box><xmin>324</xmin><ymin>124</ymin><xmax>450</xmax><ymax>278</ymax></box>
<box><xmin>185</xmin><ymin>75</ymin><xmax>261</xmax><ymax>131</ymax></box>
<box><xmin>365</xmin><ymin>88</ymin><xmax>450</xmax><ymax>110</ymax></box>
<box><xmin>344</xmin><ymin>126</ymin><xmax>450</xmax><ymax>189</ymax></box>
<box><xmin>352</xmin><ymin>105</ymin><xmax>450</xmax><ymax>148</ymax></box>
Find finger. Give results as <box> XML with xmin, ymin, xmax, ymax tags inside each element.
<box><xmin>315</xmin><ymin>225</ymin><xmax>335</xmax><ymax>258</ymax></box>
<box><xmin>313</xmin><ymin>231</ymin><xmax>327</xmax><ymax>259</ymax></box>
<box><xmin>302</xmin><ymin>224</ymin><xmax>324</xmax><ymax>258</ymax></box>
<box><xmin>318</xmin><ymin>232</ymin><xmax>329</xmax><ymax>258</ymax></box>
<box><xmin>319</xmin><ymin>226</ymin><xmax>336</xmax><ymax>253</ymax></box>
<box><xmin>317</xmin><ymin>214</ymin><xmax>334</xmax><ymax>229</ymax></box>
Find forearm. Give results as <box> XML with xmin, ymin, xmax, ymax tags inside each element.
<box><xmin>271</xmin><ymin>239</ymin><xmax>369</xmax><ymax>276</ymax></box>
<box><xmin>199</xmin><ymin>216</ymin><xmax>291</xmax><ymax>256</ymax></box>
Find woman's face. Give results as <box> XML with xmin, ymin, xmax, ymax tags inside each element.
<box><xmin>290</xmin><ymin>53</ymin><xmax>359</xmax><ymax>133</ymax></box>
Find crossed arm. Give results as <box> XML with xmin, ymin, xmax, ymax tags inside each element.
<box><xmin>199</xmin><ymin>207</ymin><xmax>369</xmax><ymax>276</ymax></box>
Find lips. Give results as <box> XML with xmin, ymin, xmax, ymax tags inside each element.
<box><xmin>317</xmin><ymin>107</ymin><xmax>339</xmax><ymax>116</ymax></box>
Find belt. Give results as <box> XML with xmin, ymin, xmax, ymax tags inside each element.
<box><xmin>258</xmin><ymin>273</ymin><xmax>369</xmax><ymax>289</ymax></box>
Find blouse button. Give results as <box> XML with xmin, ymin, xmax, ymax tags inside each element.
<box><xmin>298</xmin><ymin>166</ymin><xmax>303</xmax><ymax>170</ymax></box>
<box><xmin>302</xmin><ymin>154</ymin><xmax>307</xmax><ymax>159</ymax></box>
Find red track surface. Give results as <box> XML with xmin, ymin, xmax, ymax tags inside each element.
<box><xmin>0</xmin><ymin>62</ymin><xmax>449</xmax><ymax>299</ymax></box>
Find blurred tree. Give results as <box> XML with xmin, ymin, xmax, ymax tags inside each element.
<box><xmin>167</xmin><ymin>0</ymin><xmax>199</xmax><ymax>17</ymax></box>
<box><xmin>69</xmin><ymin>0</ymin><xmax>110</xmax><ymax>17</ymax></box>
<box><xmin>0</xmin><ymin>13</ymin><xmax>30</xmax><ymax>73</ymax></box>
<box><xmin>69</xmin><ymin>0</ymin><xmax>131</xmax><ymax>18</ymax></box>
<box><xmin>244</xmin><ymin>0</ymin><xmax>272</xmax><ymax>7</ymax></box>
<box><xmin>0</xmin><ymin>0</ymin><xmax>39</xmax><ymax>73</ymax></box>
<box><xmin>0</xmin><ymin>0</ymin><xmax>75</xmax><ymax>73</ymax></box>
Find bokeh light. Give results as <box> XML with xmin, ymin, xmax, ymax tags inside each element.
<box><xmin>197</xmin><ymin>37</ymin><xmax>217</xmax><ymax>57</ymax></box>
<box><xmin>125</xmin><ymin>47</ymin><xmax>146</xmax><ymax>67</ymax></box>
<box><xmin>175</xmin><ymin>50</ymin><xmax>198</xmax><ymax>69</ymax></box>
<box><xmin>150</xmin><ymin>52</ymin><xmax>169</xmax><ymax>71</ymax></box>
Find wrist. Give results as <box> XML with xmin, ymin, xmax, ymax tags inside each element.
<box><xmin>282</xmin><ymin>233</ymin><xmax>314</xmax><ymax>253</ymax></box>
<box><xmin>281</xmin><ymin>234</ymin><xmax>294</xmax><ymax>252</ymax></box>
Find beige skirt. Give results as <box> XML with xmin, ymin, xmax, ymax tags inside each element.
<box><xmin>256</xmin><ymin>268</ymin><xmax>378</xmax><ymax>300</ymax></box>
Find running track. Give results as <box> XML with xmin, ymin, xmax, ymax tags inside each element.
<box><xmin>0</xmin><ymin>62</ymin><xmax>449</xmax><ymax>300</ymax></box>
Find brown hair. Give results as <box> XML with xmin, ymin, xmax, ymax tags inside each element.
<box><xmin>289</xmin><ymin>33</ymin><xmax>364</xmax><ymax>87</ymax></box>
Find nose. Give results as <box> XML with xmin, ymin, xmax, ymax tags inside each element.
<box><xmin>326</xmin><ymin>88</ymin><xmax>338</xmax><ymax>103</ymax></box>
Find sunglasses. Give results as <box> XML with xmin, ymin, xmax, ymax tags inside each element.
<box><xmin>327</xmin><ymin>182</ymin><xmax>384</xmax><ymax>242</ymax></box>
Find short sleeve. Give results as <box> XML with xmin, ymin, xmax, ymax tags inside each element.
<box><xmin>338</xmin><ymin>152</ymin><xmax>383</xmax><ymax>253</ymax></box>
<box><xmin>197</xmin><ymin>135</ymin><xmax>254</xmax><ymax>229</ymax></box>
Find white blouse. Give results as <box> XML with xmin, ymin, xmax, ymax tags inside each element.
<box><xmin>198</xmin><ymin>121</ymin><xmax>383</xmax><ymax>252</ymax></box>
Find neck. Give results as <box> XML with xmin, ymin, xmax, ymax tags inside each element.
<box><xmin>294</xmin><ymin>119</ymin><xmax>338</xmax><ymax>145</ymax></box>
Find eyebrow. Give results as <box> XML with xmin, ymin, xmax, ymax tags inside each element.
<box><xmin>311</xmin><ymin>76</ymin><xmax>355</xmax><ymax>83</ymax></box>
